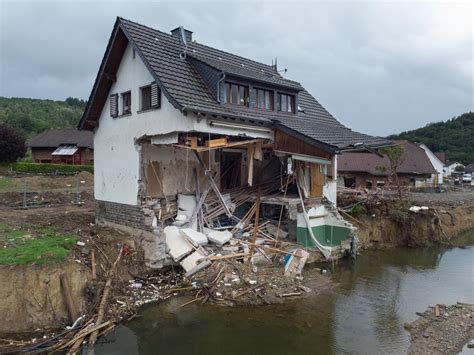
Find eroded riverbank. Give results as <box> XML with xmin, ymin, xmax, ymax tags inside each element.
<box><xmin>96</xmin><ymin>243</ymin><xmax>474</xmax><ymax>355</ymax></box>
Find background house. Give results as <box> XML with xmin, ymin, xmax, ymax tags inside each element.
<box><xmin>338</xmin><ymin>140</ymin><xmax>436</xmax><ymax>189</ymax></box>
<box><xmin>443</xmin><ymin>161</ymin><xmax>464</xmax><ymax>177</ymax></box>
<box><xmin>28</xmin><ymin>129</ymin><xmax>93</xmax><ymax>165</ymax></box>
<box><xmin>465</xmin><ymin>163</ymin><xmax>474</xmax><ymax>174</ymax></box>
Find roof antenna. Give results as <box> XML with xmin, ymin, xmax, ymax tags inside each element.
<box><xmin>179</xmin><ymin>26</ymin><xmax>188</xmax><ymax>60</ymax></box>
<box><xmin>272</xmin><ymin>57</ymin><xmax>278</xmax><ymax>71</ymax></box>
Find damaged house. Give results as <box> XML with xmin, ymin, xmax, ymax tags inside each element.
<box><xmin>79</xmin><ymin>17</ymin><xmax>389</xmax><ymax>270</ymax></box>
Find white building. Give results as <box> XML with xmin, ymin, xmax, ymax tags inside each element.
<box><xmin>79</xmin><ymin>18</ymin><xmax>389</xmax><ymax>266</ymax></box>
<box><xmin>444</xmin><ymin>162</ymin><xmax>464</xmax><ymax>177</ymax></box>
<box><xmin>418</xmin><ymin>143</ymin><xmax>444</xmax><ymax>185</ymax></box>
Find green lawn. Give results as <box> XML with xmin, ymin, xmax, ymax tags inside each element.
<box><xmin>0</xmin><ymin>223</ymin><xmax>77</xmax><ymax>265</ymax></box>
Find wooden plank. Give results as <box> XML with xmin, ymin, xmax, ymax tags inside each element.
<box><xmin>247</xmin><ymin>144</ymin><xmax>254</xmax><ymax>187</ymax></box>
<box><xmin>311</xmin><ymin>163</ymin><xmax>324</xmax><ymax>197</ymax></box>
<box><xmin>174</xmin><ymin>138</ymin><xmax>265</xmax><ymax>152</ymax></box>
<box><xmin>254</xmin><ymin>141</ymin><xmax>263</xmax><ymax>161</ymax></box>
<box><xmin>249</xmin><ymin>187</ymin><xmax>261</xmax><ymax>258</ymax></box>
<box><xmin>205</xmin><ymin>137</ymin><xmax>227</xmax><ymax>147</ymax></box>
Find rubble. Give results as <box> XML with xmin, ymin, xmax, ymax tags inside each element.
<box><xmin>206</xmin><ymin>229</ymin><xmax>232</xmax><ymax>246</ymax></box>
<box><xmin>180</xmin><ymin>228</ymin><xmax>208</xmax><ymax>246</ymax></box>
<box><xmin>164</xmin><ymin>226</ymin><xmax>193</xmax><ymax>261</ymax></box>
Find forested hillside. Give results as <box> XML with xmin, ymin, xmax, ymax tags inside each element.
<box><xmin>0</xmin><ymin>97</ymin><xmax>86</xmax><ymax>138</ymax></box>
<box><xmin>388</xmin><ymin>112</ymin><xmax>474</xmax><ymax>165</ymax></box>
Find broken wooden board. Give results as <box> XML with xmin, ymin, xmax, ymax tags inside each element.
<box><xmin>284</xmin><ymin>249</ymin><xmax>310</xmax><ymax>277</ymax></box>
<box><xmin>205</xmin><ymin>137</ymin><xmax>227</xmax><ymax>147</ymax></box>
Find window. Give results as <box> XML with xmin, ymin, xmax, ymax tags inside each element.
<box><xmin>140</xmin><ymin>85</ymin><xmax>152</xmax><ymax>111</ymax></box>
<box><xmin>256</xmin><ymin>88</ymin><xmax>274</xmax><ymax>110</ymax></box>
<box><xmin>277</xmin><ymin>93</ymin><xmax>295</xmax><ymax>113</ymax></box>
<box><xmin>121</xmin><ymin>91</ymin><xmax>131</xmax><ymax>115</ymax></box>
<box><xmin>225</xmin><ymin>82</ymin><xmax>249</xmax><ymax>106</ymax></box>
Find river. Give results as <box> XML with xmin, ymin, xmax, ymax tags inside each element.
<box><xmin>97</xmin><ymin>238</ymin><xmax>474</xmax><ymax>354</ymax></box>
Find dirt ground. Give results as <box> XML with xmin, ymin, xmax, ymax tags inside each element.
<box><xmin>0</xmin><ymin>172</ymin><xmax>93</xmax><ymax>207</ymax></box>
<box><xmin>406</xmin><ymin>303</ymin><xmax>474</xmax><ymax>354</ymax></box>
<box><xmin>338</xmin><ymin>186</ymin><xmax>474</xmax><ymax>250</ymax></box>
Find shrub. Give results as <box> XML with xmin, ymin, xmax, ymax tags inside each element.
<box><xmin>8</xmin><ymin>162</ymin><xmax>93</xmax><ymax>174</ymax></box>
<box><xmin>0</xmin><ymin>123</ymin><xmax>27</xmax><ymax>163</ymax></box>
<box><xmin>349</xmin><ymin>204</ymin><xmax>368</xmax><ymax>217</ymax></box>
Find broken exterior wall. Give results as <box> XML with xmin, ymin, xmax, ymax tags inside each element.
<box><xmin>140</xmin><ymin>144</ymin><xmax>211</xmax><ymax>198</ymax></box>
<box><xmin>95</xmin><ymin>200</ymin><xmax>170</xmax><ymax>268</ymax></box>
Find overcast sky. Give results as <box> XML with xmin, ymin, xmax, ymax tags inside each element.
<box><xmin>0</xmin><ymin>0</ymin><xmax>472</xmax><ymax>136</ymax></box>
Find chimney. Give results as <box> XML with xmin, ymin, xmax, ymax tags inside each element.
<box><xmin>170</xmin><ymin>26</ymin><xmax>193</xmax><ymax>44</ymax></box>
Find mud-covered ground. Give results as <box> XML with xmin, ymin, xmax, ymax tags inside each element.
<box><xmin>406</xmin><ymin>303</ymin><xmax>474</xmax><ymax>354</ymax></box>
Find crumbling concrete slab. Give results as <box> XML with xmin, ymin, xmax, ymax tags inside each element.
<box><xmin>164</xmin><ymin>226</ymin><xmax>194</xmax><ymax>261</ymax></box>
<box><xmin>180</xmin><ymin>248</ymin><xmax>211</xmax><ymax>277</ymax></box>
<box><xmin>181</xmin><ymin>228</ymin><xmax>208</xmax><ymax>247</ymax></box>
<box><xmin>206</xmin><ymin>230</ymin><xmax>232</xmax><ymax>246</ymax></box>
<box><xmin>174</xmin><ymin>194</ymin><xmax>197</xmax><ymax>229</ymax></box>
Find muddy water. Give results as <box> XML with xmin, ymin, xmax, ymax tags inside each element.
<box><xmin>97</xmin><ymin>237</ymin><xmax>474</xmax><ymax>354</ymax></box>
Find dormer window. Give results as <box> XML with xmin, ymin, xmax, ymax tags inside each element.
<box><xmin>256</xmin><ymin>88</ymin><xmax>274</xmax><ymax>110</ymax></box>
<box><xmin>277</xmin><ymin>93</ymin><xmax>295</xmax><ymax>113</ymax></box>
<box><xmin>225</xmin><ymin>82</ymin><xmax>249</xmax><ymax>106</ymax></box>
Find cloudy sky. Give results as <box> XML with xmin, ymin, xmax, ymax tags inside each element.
<box><xmin>0</xmin><ymin>0</ymin><xmax>472</xmax><ymax>136</ymax></box>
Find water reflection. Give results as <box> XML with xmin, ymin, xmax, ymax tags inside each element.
<box><xmin>96</xmin><ymin>243</ymin><xmax>474</xmax><ymax>355</ymax></box>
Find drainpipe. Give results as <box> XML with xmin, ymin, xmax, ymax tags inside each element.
<box><xmin>216</xmin><ymin>72</ymin><xmax>226</xmax><ymax>103</ymax></box>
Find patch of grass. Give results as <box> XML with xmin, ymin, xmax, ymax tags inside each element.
<box><xmin>0</xmin><ymin>224</ymin><xmax>77</xmax><ymax>265</ymax></box>
<box><xmin>0</xmin><ymin>176</ymin><xmax>19</xmax><ymax>192</ymax></box>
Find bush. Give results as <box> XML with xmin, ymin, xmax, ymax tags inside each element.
<box><xmin>0</xmin><ymin>123</ymin><xmax>27</xmax><ymax>163</ymax></box>
<box><xmin>349</xmin><ymin>204</ymin><xmax>368</xmax><ymax>217</ymax></box>
<box><xmin>8</xmin><ymin>162</ymin><xmax>94</xmax><ymax>174</ymax></box>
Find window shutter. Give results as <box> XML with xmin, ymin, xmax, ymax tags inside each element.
<box><xmin>151</xmin><ymin>82</ymin><xmax>161</xmax><ymax>109</ymax></box>
<box><xmin>110</xmin><ymin>94</ymin><xmax>118</xmax><ymax>118</ymax></box>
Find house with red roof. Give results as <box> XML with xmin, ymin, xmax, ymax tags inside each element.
<box><xmin>338</xmin><ymin>141</ymin><xmax>436</xmax><ymax>189</ymax></box>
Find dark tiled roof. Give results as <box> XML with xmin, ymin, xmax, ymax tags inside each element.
<box><xmin>80</xmin><ymin>17</ymin><xmax>391</xmax><ymax>151</ymax></box>
<box><xmin>338</xmin><ymin>140</ymin><xmax>436</xmax><ymax>175</ymax></box>
<box><xmin>28</xmin><ymin>129</ymin><xmax>93</xmax><ymax>149</ymax></box>
<box><xmin>434</xmin><ymin>152</ymin><xmax>446</xmax><ymax>164</ymax></box>
<box><xmin>465</xmin><ymin>163</ymin><xmax>474</xmax><ymax>173</ymax></box>
<box><xmin>188</xmin><ymin>54</ymin><xmax>304</xmax><ymax>91</ymax></box>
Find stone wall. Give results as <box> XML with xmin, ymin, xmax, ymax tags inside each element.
<box><xmin>95</xmin><ymin>200</ymin><xmax>170</xmax><ymax>269</ymax></box>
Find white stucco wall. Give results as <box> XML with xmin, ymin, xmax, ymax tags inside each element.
<box><xmin>323</xmin><ymin>155</ymin><xmax>337</xmax><ymax>205</ymax></box>
<box><xmin>419</xmin><ymin>144</ymin><xmax>444</xmax><ymax>184</ymax></box>
<box><xmin>94</xmin><ymin>43</ymin><xmax>273</xmax><ymax>205</ymax></box>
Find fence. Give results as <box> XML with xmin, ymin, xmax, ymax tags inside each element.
<box><xmin>0</xmin><ymin>173</ymin><xmax>94</xmax><ymax>209</ymax></box>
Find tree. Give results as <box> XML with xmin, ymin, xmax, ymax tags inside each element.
<box><xmin>454</xmin><ymin>165</ymin><xmax>465</xmax><ymax>173</ymax></box>
<box><xmin>0</xmin><ymin>123</ymin><xmax>27</xmax><ymax>163</ymax></box>
<box><xmin>377</xmin><ymin>145</ymin><xmax>406</xmax><ymax>204</ymax></box>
